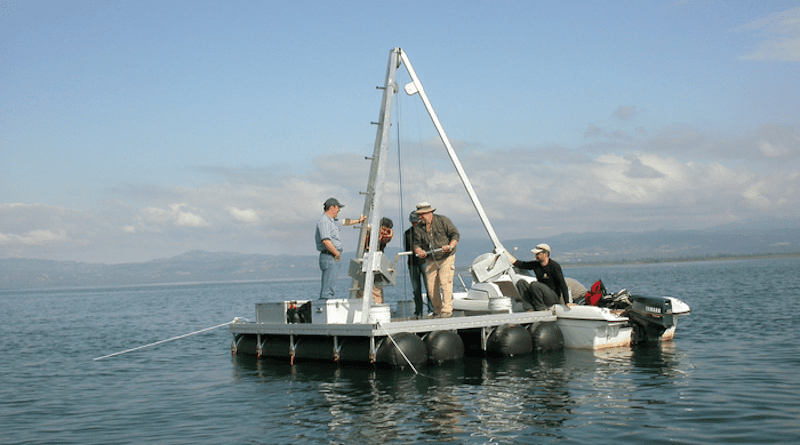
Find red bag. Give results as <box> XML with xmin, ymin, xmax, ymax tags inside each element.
<box><xmin>585</xmin><ymin>280</ymin><xmax>606</xmax><ymax>306</ymax></box>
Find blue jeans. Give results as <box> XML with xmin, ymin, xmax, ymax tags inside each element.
<box><xmin>410</xmin><ymin>262</ymin><xmax>431</xmax><ymax>316</ymax></box>
<box><xmin>319</xmin><ymin>252</ymin><xmax>340</xmax><ymax>299</ymax></box>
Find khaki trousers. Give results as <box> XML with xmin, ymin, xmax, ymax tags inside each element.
<box><xmin>424</xmin><ymin>254</ymin><xmax>455</xmax><ymax>315</ymax></box>
<box><xmin>356</xmin><ymin>282</ymin><xmax>384</xmax><ymax>304</ymax></box>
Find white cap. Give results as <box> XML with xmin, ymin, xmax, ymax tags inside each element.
<box><xmin>531</xmin><ymin>243</ymin><xmax>551</xmax><ymax>254</ymax></box>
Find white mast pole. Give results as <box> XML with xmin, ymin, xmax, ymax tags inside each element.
<box><xmin>354</xmin><ymin>47</ymin><xmax>401</xmax><ymax>323</ymax></box>
<box><xmin>398</xmin><ymin>50</ymin><xmax>507</xmax><ymax>255</ymax></box>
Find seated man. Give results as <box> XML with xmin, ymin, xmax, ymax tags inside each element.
<box><xmin>508</xmin><ymin>243</ymin><xmax>569</xmax><ymax>311</ymax></box>
<box><xmin>515</xmin><ymin>279</ymin><xmax>561</xmax><ymax>311</ymax></box>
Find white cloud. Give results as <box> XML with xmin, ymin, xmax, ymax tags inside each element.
<box><xmin>758</xmin><ymin>140</ymin><xmax>791</xmax><ymax>157</ymax></box>
<box><xmin>0</xmin><ymin>228</ymin><xmax>69</xmax><ymax>245</ymax></box>
<box><xmin>742</xmin><ymin>182</ymin><xmax>773</xmax><ymax>208</ymax></box>
<box><xmin>227</xmin><ymin>207</ymin><xmax>260</xmax><ymax>223</ymax></box>
<box><xmin>138</xmin><ymin>203</ymin><xmax>208</xmax><ymax>229</ymax></box>
<box><xmin>738</xmin><ymin>7</ymin><xmax>800</xmax><ymax>61</ymax></box>
<box><xmin>175</xmin><ymin>211</ymin><xmax>208</xmax><ymax>228</ymax></box>
<box><xmin>0</xmin><ymin>204</ymin><xmax>81</xmax><ymax>252</ymax></box>
<box><xmin>2</xmin><ymin>124</ymin><xmax>800</xmax><ymax>263</ymax></box>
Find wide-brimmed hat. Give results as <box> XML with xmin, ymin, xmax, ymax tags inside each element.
<box><xmin>414</xmin><ymin>202</ymin><xmax>436</xmax><ymax>215</ymax></box>
<box><xmin>324</xmin><ymin>197</ymin><xmax>344</xmax><ymax>209</ymax></box>
<box><xmin>531</xmin><ymin>243</ymin><xmax>551</xmax><ymax>254</ymax></box>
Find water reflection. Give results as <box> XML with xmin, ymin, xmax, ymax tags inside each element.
<box><xmin>231</xmin><ymin>345</ymin><xmax>690</xmax><ymax>444</ymax></box>
<box><xmin>630</xmin><ymin>342</ymin><xmax>688</xmax><ymax>378</ymax></box>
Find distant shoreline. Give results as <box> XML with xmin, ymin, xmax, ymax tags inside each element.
<box><xmin>3</xmin><ymin>252</ymin><xmax>798</xmax><ymax>291</ymax></box>
<box><xmin>456</xmin><ymin>251</ymin><xmax>800</xmax><ymax>273</ymax></box>
<box><xmin>560</xmin><ymin>252</ymin><xmax>800</xmax><ymax>268</ymax></box>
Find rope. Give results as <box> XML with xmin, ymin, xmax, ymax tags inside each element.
<box><xmin>92</xmin><ymin>318</ymin><xmax>244</xmax><ymax>361</ymax></box>
<box><xmin>376</xmin><ymin>321</ymin><xmax>419</xmax><ymax>375</ymax></box>
<box><xmin>375</xmin><ymin>322</ymin><xmax>452</xmax><ymax>383</ymax></box>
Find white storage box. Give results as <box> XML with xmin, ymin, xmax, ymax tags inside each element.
<box><xmin>311</xmin><ymin>299</ymin><xmax>391</xmax><ymax>324</ymax></box>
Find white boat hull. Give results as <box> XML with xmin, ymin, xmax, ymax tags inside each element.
<box><xmin>454</xmin><ymin>287</ymin><xmax>691</xmax><ymax>350</ymax></box>
<box><xmin>556</xmin><ymin>295</ymin><xmax>689</xmax><ymax>349</ymax></box>
<box><xmin>552</xmin><ymin>305</ymin><xmax>631</xmax><ymax>349</ymax></box>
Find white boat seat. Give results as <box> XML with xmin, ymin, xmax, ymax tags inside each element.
<box><xmin>454</xmin><ymin>275</ymin><xmax>528</xmax><ymax>313</ymax></box>
<box><xmin>453</xmin><ymin>296</ymin><xmax>516</xmax><ymax>313</ymax></box>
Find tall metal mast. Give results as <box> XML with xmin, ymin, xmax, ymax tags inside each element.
<box><xmin>352</xmin><ymin>47</ymin><xmax>512</xmax><ymax>323</ymax></box>
<box><xmin>351</xmin><ymin>48</ymin><xmax>401</xmax><ymax>322</ymax></box>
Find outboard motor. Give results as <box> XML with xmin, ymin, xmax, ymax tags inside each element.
<box><xmin>625</xmin><ymin>295</ymin><xmax>675</xmax><ymax>344</ymax></box>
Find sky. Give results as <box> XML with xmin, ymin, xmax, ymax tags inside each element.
<box><xmin>1</xmin><ymin>0</ymin><xmax>799</xmax><ymax>264</ymax></box>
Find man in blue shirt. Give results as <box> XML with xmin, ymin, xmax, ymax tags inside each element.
<box><xmin>315</xmin><ymin>197</ymin><xmax>365</xmax><ymax>299</ymax></box>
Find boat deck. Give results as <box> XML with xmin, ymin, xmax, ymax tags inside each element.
<box><xmin>229</xmin><ymin>302</ymin><xmax>559</xmax><ymax>366</ymax></box>
<box><xmin>229</xmin><ymin>310</ymin><xmax>557</xmax><ymax>337</ymax></box>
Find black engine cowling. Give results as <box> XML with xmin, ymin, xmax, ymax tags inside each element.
<box><xmin>624</xmin><ymin>295</ymin><xmax>675</xmax><ymax>344</ymax></box>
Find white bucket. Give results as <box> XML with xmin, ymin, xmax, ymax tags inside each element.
<box><xmin>488</xmin><ymin>297</ymin><xmax>513</xmax><ymax>313</ymax></box>
<box><xmin>368</xmin><ymin>304</ymin><xmax>391</xmax><ymax>324</ymax></box>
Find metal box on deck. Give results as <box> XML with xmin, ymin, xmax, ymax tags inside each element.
<box><xmin>256</xmin><ymin>300</ymin><xmax>310</xmax><ymax>324</ymax></box>
<box><xmin>311</xmin><ymin>299</ymin><xmax>390</xmax><ymax>324</ymax></box>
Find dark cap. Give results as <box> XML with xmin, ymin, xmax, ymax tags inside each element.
<box><xmin>324</xmin><ymin>197</ymin><xmax>344</xmax><ymax>209</ymax></box>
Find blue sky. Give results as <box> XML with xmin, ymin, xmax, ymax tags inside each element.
<box><xmin>2</xmin><ymin>0</ymin><xmax>799</xmax><ymax>263</ymax></box>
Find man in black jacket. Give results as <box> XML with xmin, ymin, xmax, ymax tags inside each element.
<box><xmin>404</xmin><ymin>211</ymin><xmax>431</xmax><ymax>318</ymax></box>
<box><xmin>509</xmin><ymin>243</ymin><xmax>569</xmax><ymax>311</ymax></box>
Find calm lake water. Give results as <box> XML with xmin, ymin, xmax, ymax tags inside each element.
<box><xmin>2</xmin><ymin>257</ymin><xmax>799</xmax><ymax>444</ymax></box>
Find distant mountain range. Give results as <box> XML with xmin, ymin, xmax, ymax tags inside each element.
<box><xmin>0</xmin><ymin>251</ymin><xmax>320</xmax><ymax>290</ymax></box>
<box><xmin>2</xmin><ymin>224</ymin><xmax>798</xmax><ymax>290</ymax></box>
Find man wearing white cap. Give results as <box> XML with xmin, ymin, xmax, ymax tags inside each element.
<box><xmin>508</xmin><ymin>243</ymin><xmax>569</xmax><ymax>311</ymax></box>
<box><xmin>411</xmin><ymin>202</ymin><xmax>460</xmax><ymax>318</ymax></box>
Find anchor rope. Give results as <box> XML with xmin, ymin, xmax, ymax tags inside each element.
<box><xmin>92</xmin><ymin>318</ymin><xmax>245</xmax><ymax>361</ymax></box>
<box><xmin>376</xmin><ymin>320</ymin><xmax>420</xmax><ymax>375</ymax></box>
